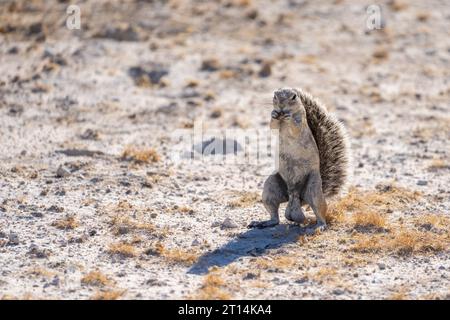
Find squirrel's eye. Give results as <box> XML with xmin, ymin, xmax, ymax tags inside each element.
<box><xmin>291</xmin><ymin>94</ymin><xmax>297</xmax><ymax>100</ymax></box>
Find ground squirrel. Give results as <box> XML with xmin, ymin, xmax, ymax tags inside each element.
<box><xmin>249</xmin><ymin>88</ymin><xmax>350</xmax><ymax>232</ymax></box>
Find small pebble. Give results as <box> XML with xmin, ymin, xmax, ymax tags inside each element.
<box><xmin>8</xmin><ymin>232</ymin><xmax>19</xmax><ymax>245</ymax></box>
<box><xmin>56</xmin><ymin>165</ymin><xmax>71</xmax><ymax>178</ymax></box>
<box><xmin>31</xmin><ymin>212</ymin><xmax>44</xmax><ymax>218</ymax></box>
<box><xmin>221</xmin><ymin>217</ymin><xmax>238</xmax><ymax>229</ymax></box>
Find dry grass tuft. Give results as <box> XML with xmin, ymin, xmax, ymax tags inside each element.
<box><xmin>190</xmin><ymin>271</ymin><xmax>231</xmax><ymax>300</ymax></box>
<box><xmin>414</xmin><ymin>214</ymin><xmax>450</xmax><ymax>231</ymax></box>
<box><xmin>203</xmin><ymin>273</ymin><xmax>226</xmax><ymax>287</ymax></box>
<box><xmin>162</xmin><ymin>248</ymin><xmax>199</xmax><ymax>266</ymax></box>
<box><xmin>412</xmin><ymin>119</ymin><xmax>450</xmax><ymax>140</ymax></box>
<box><xmin>51</xmin><ymin>215</ymin><xmax>79</xmax><ymax>230</ymax></box>
<box><xmin>108</xmin><ymin>242</ymin><xmax>137</xmax><ymax>258</ymax></box>
<box><xmin>313</xmin><ymin>267</ymin><xmax>338</xmax><ymax>280</ymax></box>
<box><xmin>299</xmin><ymin>54</ymin><xmax>317</xmax><ymax>64</ymax></box>
<box><xmin>121</xmin><ymin>147</ymin><xmax>160</xmax><ymax>164</ymax></box>
<box><xmin>219</xmin><ymin>70</ymin><xmax>236</xmax><ymax>79</ymax></box>
<box><xmin>254</xmin><ymin>256</ymin><xmax>296</xmax><ymax>270</ymax></box>
<box><xmin>352</xmin><ymin>211</ymin><xmax>387</xmax><ymax>231</ymax></box>
<box><xmin>177</xmin><ymin>205</ymin><xmax>195</xmax><ymax>214</ymax></box>
<box><xmin>81</xmin><ymin>271</ymin><xmax>111</xmax><ymax>287</ymax></box>
<box><xmin>91</xmin><ymin>289</ymin><xmax>125</xmax><ymax>300</ymax></box>
<box><xmin>111</xmin><ymin>215</ymin><xmax>155</xmax><ymax>235</ymax></box>
<box><xmin>106</xmin><ymin>200</ymin><xmax>163</xmax><ymax>237</ymax></box>
<box><xmin>185</xmin><ymin>79</ymin><xmax>199</xmax><ymax>88</ymax></box>
<box><xmin>387</xmin><ymin>288</ymin><xmax>410</xmax><ymax>300</ymax></box>
<box><xmin>2</xmin><ymin>293</ymin><xmax>41</xmax><ymax>300</ymax></box>
<box><xmin>427</xmin><ymin>158</ymin><xmax>449</xmax><ymax>171</ymax></box>
<box><xmin>228</xmin><ymin>191</ymin><xmax>260</xmax><ymax>208</ymax></box>
<box><xmin>388</xmin><ymin>0</ymin><xmax>408</xmax><ymax>11</ymax></box>
<box><xmin>352</xmin><ymin>228</ymin><xmax>449</xmax><ymax>256</ymax></box>
<box><xmin>327</xmin><ymin>185</ymin><xmax>421</xmax><ymax>224</ymax></box>
<box><xmin>146</xmin><ymin>242</ymin><xmax>198</xmax><ymax>266</ymax></box>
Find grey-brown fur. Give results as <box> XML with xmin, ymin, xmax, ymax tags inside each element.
<box><xmin>249</xmin><ymin>88</ymin><xmax>350</xmax><ymax>232</ymax></box>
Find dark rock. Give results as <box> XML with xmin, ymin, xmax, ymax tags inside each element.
<box><xmin>80</xmin><ymin>129</ymin><xmax>99</xmax><ymax>140</ymax></box>
<box><xmin>27</xmin><ymin>23</ymin><xmax>43</xmax><ymax>36</ymax></box>
<box><xmin>146</xmin><ymin>278</ymin><xmax>166</xmax><ymax>286</ymax></box>
<box><xmin>243</xmin><ymin>272</ymin><xmax>258</xmax><ymax>280</ymax></box>
<box><xmin>7</xmin><ymin>46</ymin><xmax>19</xmax><ymax>54</ymax></box>
<box><xmin>31</xmin><ymin>212</ymin><xmax>44</xmax><ymax>218</ymax></box>
<box><xmin>119</xmin><ymin>180</ymin><xmax>131</xmax><ymax>187</ymax></box>
<box><xmin>210</xmin><ymin>109</ymin><xmax>222</xmax><ymax>118</ymax></box>
<box><xmin>246</xmin><ymin>9</ymin><xmax>259</xmax><ymax>20</ymax></box>
<box><xmin>47</xmin><ymin>205</ymin><xmax>64</xmax><ymax>213</ymax></box>
<box><xmin>8</xmin><ymin>232</ymin><xmax>19</xmax><ymax>245</ymax></box>
<box><xmin>8</xmin><ymin>104</ymin><xmax>23</xmax><ymax>116</ymax></box>
<box><xmin>55</xmin><ymin>188</ymin><xmax>66</xmax><ymax>196</ymax></box>
<box><xmin>258</xmin><ymin>62</ymin><xmax>272</xmax><ymax>77</ymax></box>
<box><xmin>247</xmin><ymin>247</ymin><xmax>265</xmax><ymax>256</ymax></box>
<box><xmin>221</xmin><ymin>217</ymin><xmax>238</xmax><ymax>229</ymax></box>
<box><xmin>141</xmin><ymin>180</ymin><xmax>153</xmax><ymax>188</ymax></box>
<box><xmin>201</xmin><ymin>59</ymin><xmax>221</xmax><ymax>71</ymax></box>
<box><xmin>128</xmin><ymin>66</ymin><xmax>169</xmax><ymax>86</ymax></box>
<box><xmin>377</xmin><ymin>263</ymin><xmax>386</xmax><ymax>270</ymax></box>
<box><xmin>56</xmin><ymin>165</ymin><xmax>71</xmax><ymax>178</ymax></box>
<box><xmin>55</xmin><ymin>96</ymin><xmax>77</xmax><ymax>110</ymax></box>
<box><xmin>375</xmin><ymin>183</ymin><xmax>393</xmax><ymax>193</ymax></box>
<box><xmin>295</xmin><ymin>277</ymin><xmax>308</xmax><ymax>284</ymax></box>
<box><xmin>332</xmin><ymin>288</ymin><xmax>345</xmax><ymax>295</ymax></box>
<box><xmin>28</xmin><ymin>244</ymin><xmax>50</xmax><ymax>258</ymax></box>
<box><xmin>93</xmin><ymin>25</ymin><xmax>141</xmax><ymax>41</ymax></box>
<box><xmin>56</xmin><ymin>149</ymin><xmax>104</xmax><ymax>157</ymax></box>
<box><xmin>156</xmin><ymin>102</ymin><xmax>178</xmax><ymax>115</ymax></box>
<box><xmin>43</xmin><ymin>50</ymin><xmax>67</xmax><ymax>66</ymax></box>
<box><xmin>117</xmin><ymin>226</ymin><xmax>129</xmax><ymax>235</ymax></box>
<box><xmin>417</xmin><ymin>180</ymin><xmax>428</xmax><ymax>186</ymax></box>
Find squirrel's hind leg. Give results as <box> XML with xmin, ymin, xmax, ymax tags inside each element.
<box><xmin>248</xmin><ymin>173</ymin><xmax>288</xmax><ymax>229</ymax></box>
<box><xmin>285</xmin><ymin>190</ymin><xmax>306</xmax><ymax>224</ymax></box>
<box><xmin>303</xmin><ymin>172</ymin><xmax>328</xmax><ymax>234</ymax></box>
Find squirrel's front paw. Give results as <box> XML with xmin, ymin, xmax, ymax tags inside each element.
<box><xmin>271</xmin><ymin>110</ymin><xmax>281</xmax><ymax>119</ymax></box>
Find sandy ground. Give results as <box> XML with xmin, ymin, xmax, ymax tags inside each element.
<box><xmin>0</xmin><ymin>0</ymin><xmax>449</xmax><ymax>300</ymax></box>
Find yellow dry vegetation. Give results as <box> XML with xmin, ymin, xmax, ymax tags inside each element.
<box><xmin>228</xmin><ymin>191</ymin><xmax>260</xmax><ymax>208</ymax></box>
<box><xmin>121</xmin><ymin>146</ymin><xmax>160</xmax><ymax>164</ymax></box>
<box><xmin>51</xmin><ymin>215</ymin><xmax>79</xmax><ymax>230</ymax></box>
<box><xmin>189</xmin><ymin>270</ymin><xmax>232</xmax><ymax>300</ymax></box>
<box><xmin>81</xmin><ymin>271</ymin><xmax>111</xmax><ymax>287</ymax></box>
<box><xmin>108</xmin><ymin>242</ymin><xmax>137</xmax><ymax>258</ymax></box>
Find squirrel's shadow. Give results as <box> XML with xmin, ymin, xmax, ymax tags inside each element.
<box><xmin>188</xmin><ymin>224</ymin><xmax>304</xmax><ymax>275</ymax></box>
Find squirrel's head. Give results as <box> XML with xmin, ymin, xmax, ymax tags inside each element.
<box><xmin>273</xmin><ymin>88</ymin><xmax>305</xmax><ymax>119</ymax></box>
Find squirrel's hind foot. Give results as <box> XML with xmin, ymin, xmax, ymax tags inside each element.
<box><xmin>248</xmin><ymin>219</ymin><xmax>279</xmax><ymax>229</ymax></box>
<box><xmin>304</xmin><ymin>221</ymin><xmax>327</xmax><ymax>235</ymax></box>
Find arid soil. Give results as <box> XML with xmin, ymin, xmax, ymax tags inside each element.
<box><xmin>0</xmin><ymin>0</ymin><xmax>449</xmax><ymax>300</ymax></box>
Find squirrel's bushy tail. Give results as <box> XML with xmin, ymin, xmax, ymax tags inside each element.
<box><xmin>295</xmin><ymin>88</ymin><xmax>351</xmax><ymax>197</ymax></box>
